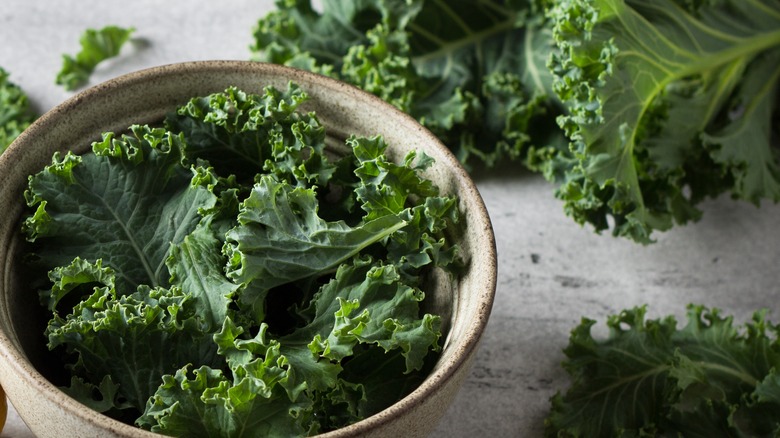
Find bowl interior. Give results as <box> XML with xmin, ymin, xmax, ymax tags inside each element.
<box><xmin>0</xmin><ymin>61</ymin><xmax>496</xmax><ymax>436</ymax></box>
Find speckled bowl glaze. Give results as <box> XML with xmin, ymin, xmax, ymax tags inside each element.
<box><xmin>0</xmin><ymin>61</ymin><xmax>496</xmax><ymax>438</ymax></box>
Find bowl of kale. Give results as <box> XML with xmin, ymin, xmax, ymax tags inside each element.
<box><xmin>0</xmin><ymin>61</ymin><xmax>496</xmax><ymax>437</ymax></box>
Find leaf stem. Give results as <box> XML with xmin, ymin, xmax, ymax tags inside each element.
<box><xmin>697</xmin><ymin>361</ymin><xmax>759</xmax><ymax>387</ymax></box>
<box><xmin>409</xmin><ymin>17</ymin><xmax>518</xmax><ymax>66</ymax></box>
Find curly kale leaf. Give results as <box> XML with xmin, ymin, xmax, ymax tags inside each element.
<box><xmin>279</xmin><ymin>256</ymin><xmax>441</xmax><ymax>389</ymax></box>
<box><xmin>56</xmin><ymin>25</ymin><xmax>135</xmax><ymax>91</ymax></box>
<box><xmin>251</xmin><ymin>0</ymin><xmax>566</xmax><ymax>168</ymax></box>
<box><xmin>351</xmin><ymin>135</ymin><xmax>460</xmax><ymax>280</ymax></box>
<box><xmin>46</xmin><ymin>259</ymin><xmax>220</xmax><ymax>414</ymax></box>
<box><xmin>224</xmin><ymin>174</ymin><xmax>408</xmax><ymax>323</ymax></box>
<box><xmin>138</xmin><ymin>357</ymin><xmax>313</xmax><ymax>437</ymax></box>
<box><xmin>60</xmin><ymin>375</ymin><xmax>130</xmax><ymax>414</ymax></box>
<box><xmin>546</xmin><ymin>305</ymin><xmax>780</xmax><ymax>437</ymax></box>
<box><xmin>167</xmin><ymin>215</ymin><xmax>239</xmax><ymax>331</ymax></box>
<box><xmin>546</xmin><ymin>0</ymin><xmax>780</xmax><ymax>243</ymax></box>
<box><xmin>140</xmin><ymin>257</ymin><xmax>441</xmax><ymax>436</ymax></box>
<box><xmin>166</xmin><ymin>83</ymin><xmax>336</xmax><ymax>187</ymax></box>
<box><xmin>0</xmin><ymin>67</ymin><xmax>36</xmax><ymax>153</ymax></box>
<box><xmin>24</xmin><ymin>84</ymin><xmax>456</xmax><ymax>436</ymax></box>
<box><xmin>24</xmin><ymin>125</ymin><xmax>215</xmax><ymax>293</ymax></box>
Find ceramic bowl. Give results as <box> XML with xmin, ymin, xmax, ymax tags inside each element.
<box><xmin>0</xmin><ymin>61</ymin><xmax>496</xmax><ymax>437</ymax></box>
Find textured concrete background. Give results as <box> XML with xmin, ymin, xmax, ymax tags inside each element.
<box><xmin>2</xmin><ymin>1</ymin><xmax>779</xmax><ymax>437</ymax></box>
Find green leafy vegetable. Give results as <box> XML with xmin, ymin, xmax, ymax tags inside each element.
<box><xmin>46</xmin><ymin>268</ymin><xmax>221</xmax><ymax>413</ymax></box>
<box><xmin>543</xmin><ymin>0</ymin><xmax>780</xmax><ymax>243</ymax></box>
<box><xmin>250</xmin><ymin>0</ymin><xmax>566</xmax><ymax>168</ymax></box>
<box><xmin>546</xmin><ymin>305</ymin><xmax>780</xmax><ymax>436</ymax></box>
<box><xmin>56</xmin><ymin>25</ymin><xmax>135</xmax><ymax>91</ymax></box>
<box><xmin>224</xmin><ymin>174</ymin><xmax>408</xmax><ymax>322</ymax></box>
<box><xmin>0</xmin><ymin>67</ymin><xmax>36</xmax><ymax>153</ymax></box>
<box><xmin>253</xmin><ymin>0</ymin><xmax>780</xmax><ymax>243</ymax></box>
<box><xmin>137</xmin><ymin>361</ymin><xmax>315</xmax><ymax>437</ymax></box>
<box><xmin>23</xmin><ymin>83</ymin><xmax>459</xmax><ymax>436</ymax></box>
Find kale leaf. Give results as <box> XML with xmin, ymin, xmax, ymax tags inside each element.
<box><xmin>0</xmin><ymin>67</ymin><xmax>35</xmax><ymax>153</ymax></box>
<box><xmin>252</xmin><ymin>0</ymin><xmax>780</xmax><ymax>243</ymax></box>
<box><xmin>56</xmin><ymin>25</ymin><xmax>135</xmax><ymax>91</ymax></box>
<box><xmin>251</xmin><ymin>0</ymin><xmax>567</xmax><ymax>168</ymax></box>
<box><xmin>544</xmin><ymin>0</ymin><xmax>780</xmax><ymax>243</ymax></box>
<box><xmin>547</xmin><ymin>305</ymin><xmax>780</xmax><ymax>436</ymax></box>
<box><xmin>24</xmin><ymin>125</ymin><xmax>212</xmax><ymax>293</ymax></box>
<box><xmin>23</xmin><ymin>84</ymin><xmax>459</xmax><ymax>436</ymax></box>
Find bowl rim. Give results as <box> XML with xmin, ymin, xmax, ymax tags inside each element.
<box><xmin>0</xmin><ymin>60</ymin><xmax>497</xmax><ymax>436</ymax></box>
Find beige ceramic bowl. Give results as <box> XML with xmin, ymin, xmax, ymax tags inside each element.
<box><xmin>0</xmin><ymin>61</ymin><xmax>496</xmax><ymax>437</ymax></box>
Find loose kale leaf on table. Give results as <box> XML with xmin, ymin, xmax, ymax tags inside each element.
<box><xmin>546</xmin><ymin>305</ymin><xmax>780</xmax><ymax>437</ymax></box>
<box><xmin>545</xmin><ymin>0</ymin><xmax>780</xmax><ymax>243</ymax></box>
<box><xmin>253</xmin><ymin>0</ymin><xmax>780</xmax><ymax>244</ymax></box>
<box><xmin>251</xmin><ymin>0</ymin><xmax>566</xmax><ymax>168</ymax></box>
<box><xmin>0</xmin><ymin>67</ymin><xmax>36</xmax><ymax>153</ymax></box>
<box><xmin>56</xmin><ymin>25</ymin><xmax>136</xmax><ymax>91</ymax></box>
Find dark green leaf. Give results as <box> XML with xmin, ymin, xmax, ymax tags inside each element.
<box><xmin>547</xmin><ymin>0</ymin><xmax>780</xmax><ymax>243</ymax></box>
<box><xmin>251</xmin><ymin>0</ymin><xmax>565</xmax><ymax>168</ymax></box>
<box><xmin>56</xmin><ymin>25</ymin><xmax>135</xmax><ymax>91</ymax></box>
<box><xmin>0</xmin><ymin>67</ymin><xmax>36</xmax><ymax>152</ymax></box>
<box><xmin>138</xmin><ymin>363</ymin><xmax>312</xmax><ymax>438</ymax></box>
<box><xmin>547</xmin><ymin>305</ymin><xmax>780</xmax><ymax>437</ymax></box>
<box><xmin>24</xmin><ymin>125</ymin><xmax>214</xmax><ymax>292</ymax></box>
<box><xmin>46</xmin><ymin>265</ymin><xmax>220</xmax><ymax>413</ymax></box>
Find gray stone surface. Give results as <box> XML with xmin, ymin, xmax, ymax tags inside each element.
<box><xmin>1</xmin><ymin>1</ymin><xmax>779</xmax><ymax>436</ymax></box>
